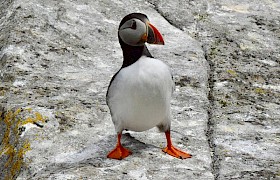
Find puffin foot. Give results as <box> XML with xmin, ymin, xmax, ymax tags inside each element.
<box><xmin>107</xmin><ymin>145</ymin><xmax>132</xmax><ymax>160</ymax></box>
<box><xmin>162</xmin><ymin>145</ymin><xmax>192</xmax><ymax>159</ymax></box>
<box><xmin>107</xmin><ymin>133</ymin><xmax>132</xmax><ymax>160</ymax></box>
<box><xmin>163</xmin><ymin>130</ymin><xmax>192</xmax><ymax>159</ymax></box>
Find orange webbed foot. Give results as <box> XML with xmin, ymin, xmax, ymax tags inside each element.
<box><xmin>163</xmin><ymin>130</ymin><xmax>192</xmax><ymax>159</ymax></box>
<box><xmin>162</xmin><ymin>145</ymin><xmax>192</xmax><ymax>159</ymax></box>
<box><xmin>107</xmin><ymin>145</ymin><xmax>132</xmax><ymax>160</ymax></box>
<box><xmin>107</xmin><ymin>133</ymin><xmax>132</xmax><ymax>160</ymax></box>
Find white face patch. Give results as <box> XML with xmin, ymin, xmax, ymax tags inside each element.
<box><xmin>118</xmin><ymin>18</ymin><xmax>147</xmax><ymax>46</ymax></box>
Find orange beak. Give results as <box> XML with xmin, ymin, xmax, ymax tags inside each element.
<box><xmin>142</xmin><ymin>22</ymin><xmax>164</xmax><ymax>45</ymax></box>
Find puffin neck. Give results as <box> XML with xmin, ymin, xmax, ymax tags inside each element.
<box><xmin>120</xmin><ymin>39</ymin><xmax>153</xmax><ymax>68</ymax></box>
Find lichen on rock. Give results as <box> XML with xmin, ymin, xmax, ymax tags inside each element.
<box><xmin>0</xmin><ymin>108</ymin><xmax>44</xmax><ymax>179</ymax></box>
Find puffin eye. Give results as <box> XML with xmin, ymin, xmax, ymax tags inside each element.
<box><xmin>131</xmin><ymin>20</ymin><xmax>137</xmax><ymax>30</ymax></box>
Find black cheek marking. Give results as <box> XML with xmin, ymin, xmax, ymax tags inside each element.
<box><xmin>131</xmin><ymin>20</ymin><xmax>137</xmax><ymax>30</ymax></box>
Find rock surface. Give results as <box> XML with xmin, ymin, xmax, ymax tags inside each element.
<box><xmin>0</xmin><ymin>0</ymin><xmax>279</xmax><ymax>179</ymax></box>
<box><xmin>151</xmin><ymin>0</ymin><xmax>280</xmax><ymax>179</ymax></box>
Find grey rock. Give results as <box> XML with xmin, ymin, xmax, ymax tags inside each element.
<box><xmin>1</xmin><ymin>0</ymin><xmax>211</xmax><ymax>179</ymax></box>
<box><xmin>1</xmin><ymin>0</ymin><xmax>279</xmax><ymax>179</ymax></box>
<box><xmin>151</xmin><ymin>0</ymin><xmax>280</xmax><ymax>179</ymax></box>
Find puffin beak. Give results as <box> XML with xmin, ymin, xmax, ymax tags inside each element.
<box><xmin>143</xmin><ymin>22</ymin><xmax>164</xmax><ymax>45</ymax></box>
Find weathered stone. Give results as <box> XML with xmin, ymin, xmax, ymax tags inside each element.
<box><xmin>151</xmin><ymin>0</ymin><xmax>280</xmax><ymax>179</ymax></box>
<box><xmin>1</xmin><ymin>0</ymin><xmax>212</xmax><ymax>179</ymax></box>
<box><xmin>1</xmin><ymin>0</ymin><xmax>279</xmax><ymax>179</ymax></box>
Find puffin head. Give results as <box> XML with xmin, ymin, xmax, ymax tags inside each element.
<box><xmin>118</xmin><ymin>13</ymin><xmax>164</xmax><ymax>46</ymax></box>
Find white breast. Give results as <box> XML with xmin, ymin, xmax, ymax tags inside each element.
<box><xmin>107</xmin><ymin>56</ymin><xmax>174</xmax><ymax>132</ymax></box>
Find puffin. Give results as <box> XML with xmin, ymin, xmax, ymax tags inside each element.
<box><xmin>106</xmin><ymin>13</ymin><xmax>192</xmax><ymax>160</ymax></box>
